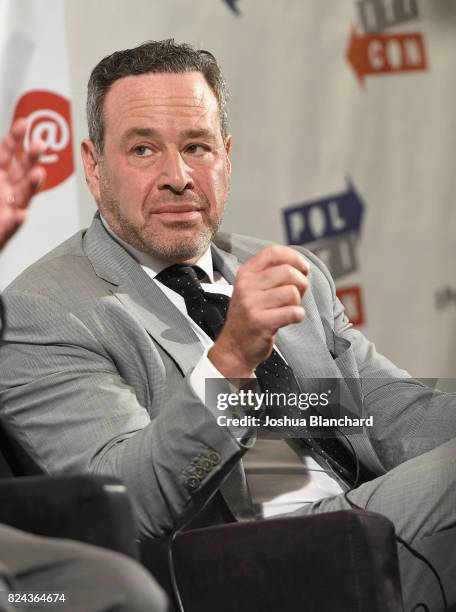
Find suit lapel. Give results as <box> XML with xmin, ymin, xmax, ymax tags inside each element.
<box><xmin>211</xmin><ymin>241</ymin><xmax>239</xmax><ymax>284</ymax></box>
<box><xmin>83</xmin><ymin>214</ymin><xmax>205</xmax><ymax>375</ymax></box>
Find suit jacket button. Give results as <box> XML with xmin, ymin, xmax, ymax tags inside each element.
<box><xmin>186</xmin><ymin>477</ymin><xmax>199</xmax><ymax>490</ymax></box>
<box><xmin>207</xmin><ymin>451</ymin><xmax>221</xmax><ymax>465</ymax></box>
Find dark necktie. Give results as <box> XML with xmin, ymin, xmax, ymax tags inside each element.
<box><xmin>156</xmin><ymin>265</ymin><xmax>357</xmax><ymax>485</ymax></box>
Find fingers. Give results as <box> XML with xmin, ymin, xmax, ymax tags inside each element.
<box><xmin>11</xmin><ymin>118</ymin><xmax>28</xmax><ymax>139</ymax></box>
<box><xmin>0</xmin><ymin>119</ymin><xmax>46</xmax><ymax>212</ymax></box>
<box><xmin>248</xmin><ymin>263</ymin><xmax>308</xmax><ymax>298</ymax></box>
<box><xmin>234</xmin><ymin>285</ymin><xmax>305</xmax><ymax>332</ymax></box>
<box><xmin>7</xmin><ymin>133</ymin><xmax>46</xmax><ymax>186</ymax></box>
<box><xmin>0</xmin><ymin>119</ymin><xmax>28</xmax><ymax>169</ymax></box>
<box><xmin>12</xmin><ymin>165</ymin><xmax>46</xmax><ymax>209</ymax></box>
<box><xmin>253</xmin><ymin>284</ymin><xmax>304</xmax><ymax>310</ymax></box>
<box><xmin>14</xmin><ymin>138</ymin><xmax>46</xmax><ymax>175</ymax></box>
<box><xmin>260</xmin><ymin>305</ymin><xmax>306</xmax><ymax>330</ymax></box>
<box><xmin>234</xmin><ymin>245</ymin><xmax>309</xmax><ymax>306</ymax></box>
<box><xmin>0</xmin><ymin>118</ymin><xmax>46</xmax><ymax>184</ymax></box>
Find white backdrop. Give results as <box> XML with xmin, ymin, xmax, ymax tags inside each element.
<box><xmin>0</xmin><ymin>0</ymin><xmax>79</xmax><ymax>289</ymax></box>
<box><xmin>2</xmin><ymin>0</ymin><xmax>456</xmax><ymax>376</ymax></box>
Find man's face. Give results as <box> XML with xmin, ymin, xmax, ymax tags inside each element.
<box><xmin>82</xmin><ymin>72</ymin><xmax>231</xmax><ymax>263</ymax></box>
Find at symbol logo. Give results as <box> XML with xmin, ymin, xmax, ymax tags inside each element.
<box><xmin>12</xmin><ymin>90</ymin><xmax>74</xmax><ymax>192</ymax></box>
<box><xmin>25</xmin><ymin>109</ymin><xmax>70</xmax><ymax>164</ymax></box>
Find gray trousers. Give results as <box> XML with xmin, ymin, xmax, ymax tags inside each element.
<box><xmin>294</xmin><ymin>437</ymin><xmax>456</xmax><ymax>612</ymax></box>
<box><xmin>0</xmin><ymin>525</ymin><xmax>167</xmax><ymax>612</ymax></box>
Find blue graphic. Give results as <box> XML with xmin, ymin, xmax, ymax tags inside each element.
<box><xmin>224</xmin><ymin>0</ymin><xmax>241</xmax><ymax>15</ymax></box>
<box><xmin>283</xmin><ymin>178</ymin><xmax>364</xmax><ymax>246</ymax></box>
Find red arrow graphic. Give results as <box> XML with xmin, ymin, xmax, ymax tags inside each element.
<box><xmin>346</xmin><ymin>26</ymin><xmax>428</xmax><ymax>86</ymax></box>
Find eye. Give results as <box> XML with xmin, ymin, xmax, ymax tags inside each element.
<box><xmin>132</xmin><ymin>145</ymin><xmax>152</xmax><ymax>157</ymax></box>
<box><xmin>185</xmin><ymin>143</ymin><xmax>208</xmax><ymax>156</ymax></box>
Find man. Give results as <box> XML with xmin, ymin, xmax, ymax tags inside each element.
<box><xmin>0</xmin><ymin>40</ymin><xmax>454</xmax><ymax>611</ymax></box>
<box><xmin>0</xmin><ymin>120</ymin><xmax>167</xmax><ymax>612</ymax></box>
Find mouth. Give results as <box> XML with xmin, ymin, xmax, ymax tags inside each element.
<box><xmin>152</xmin><ymin>205</ymin><xmax>204</xmax><ymax>223</ymax></box>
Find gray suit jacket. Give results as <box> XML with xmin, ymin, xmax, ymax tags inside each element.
<box><xmin>0</xmin><ymin>214</ymin><xmax>454</xmax><ymax>538</ymax></box>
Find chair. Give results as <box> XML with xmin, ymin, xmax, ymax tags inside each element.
<box><xmin>0</xmin><ymin>413</ymin><xmax>138</xmax><ymax>557</ymax></box>
<box><xmin>141</xmin><ymin>508</ymin><xmax>404</xmax><ymax>612</ymax></box>
<box><xmin>0</xmin><ymin>472</ymin><xmax>139</xmax><ymax>558</ymax></box>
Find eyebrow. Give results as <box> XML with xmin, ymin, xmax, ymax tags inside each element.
<box><xmin>121</xmin><ymin>127</ymin><xmax>218</xmax><ymax>144</ymax></box>
<box><xmin>122</xmin><ymin>127</ymin><xmax>159</xmax><ymax>143</ymax></box>
<box><xmin>181</xmin><ymin>128</ymin><xmax>217</xmax><ymax>142</ymax></box>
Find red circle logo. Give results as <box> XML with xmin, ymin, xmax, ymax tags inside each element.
<box><xmin>12</xmin><ymin>90</ymin><xmax>74</xmax><ymax>192</ymax></box>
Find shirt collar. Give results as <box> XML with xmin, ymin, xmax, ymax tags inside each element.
<box><xmin>100</xmin><ymin>214</ymin><xmax>215</xmax><ymax>282</ymax></box>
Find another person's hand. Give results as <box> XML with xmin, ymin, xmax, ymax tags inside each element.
<box><xmin>0</xmin><ymin>119</ymin><xmax>46</xmax><ymax>249</ymax></box>
<box><xmin>208</xmin><ymin>245</ymin><xmax>309</xmax><ymax>378</ymax></box>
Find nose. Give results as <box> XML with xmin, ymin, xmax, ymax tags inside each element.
<box><xmin>157</xmin><ymin>150</ymin><xmax>193</xmax><ymax>194</ymax></box>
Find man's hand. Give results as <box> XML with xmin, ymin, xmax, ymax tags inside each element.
<box><xmin>0</xmin><ymin>119</ymin><xmax>46</xmax><ymax>249</ymax></box>
<box><xmin>208</xmin><ymin>245</ymin><xmax>309</xmax><ymax>378</ymax></box>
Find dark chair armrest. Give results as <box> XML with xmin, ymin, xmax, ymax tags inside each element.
<box><xmin>141</xmin><ymin>509</ymin><xmax>403</xmax><ymax>612</ymax></box>
<box><xmin>0</xmin><ymin>474</ymin><xmax>139</xmax><ymax>559</ymax></box>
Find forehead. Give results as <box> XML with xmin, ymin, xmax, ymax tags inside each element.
<box><xmin>103</xmin><ymin>72</ymin><xmax>220</xmax><ymax>134</ymax></box>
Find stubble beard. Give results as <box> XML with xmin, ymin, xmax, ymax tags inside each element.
<box><xmin>98</xmin><ymin>177</ymin><xmax>224</xmax><ymax>263</ymax></box>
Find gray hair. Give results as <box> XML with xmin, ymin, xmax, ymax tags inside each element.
<box><xmin>87</xmin><ymin>39</ymin><xmax>229</xmax><ymax>156</ymax></box>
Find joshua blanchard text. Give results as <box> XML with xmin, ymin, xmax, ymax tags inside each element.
<box><xmin>217</xmin><ymin>415</ymin><xmax>374</xmax><ymax>428</ymax></box>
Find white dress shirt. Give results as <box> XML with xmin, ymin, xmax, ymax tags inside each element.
<box><xmin>101</xmin><ymin>216</ymin><xmax>344</xmax><ymax>518</ymax></box>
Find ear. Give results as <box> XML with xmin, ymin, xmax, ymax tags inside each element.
<box><xmin>81</xmin><ymin>139</ymin><xmax>101</xmax><ymax>204</ymax></box>
<box><xmin>224</xmin><ymin>134</ymin><xmax>232</xmax><ymax>176</ymax></box>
